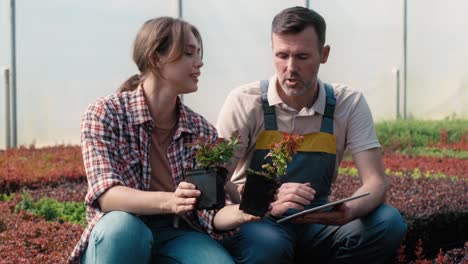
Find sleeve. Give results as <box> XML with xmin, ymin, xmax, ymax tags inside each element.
<box><xmin>346</xmin><ymin>92</ymin><xmax>381</xmax><ymax>154</ymax></box>
<box><xmin>195</xmin><ymin>209</ymin><xmax>237</xmax><ymax>240</ymax></box>
<box><xmin>81</xmin><ymin>103</ymin><xmax>125</xmax><ymax>208</ymax></box>
<box><xmin>216</xmin><ymin>90</ymin><xmax>257</xmax><ymax>183</ymax></box>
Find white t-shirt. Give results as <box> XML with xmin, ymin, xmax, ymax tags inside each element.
<box><xmin>216</xmin><ymin>76</ymin><xmax>381</xmax><ymax>185</ymax></box>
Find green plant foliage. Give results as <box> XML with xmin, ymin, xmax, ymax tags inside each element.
<box><xmin>0</xmin><ymin>193</ymin><xmax>13</xmax><ymax>201</ymax></box>
<box><xmin>190</xmin><ymin>131</ymin><xmax>240</xmax><ymax>168</ymax></box>
<box><xmin>408</xmin><ymin>147</ymin><xmax>468</xmax><ymax>159</ymax></box>
<box><xmin>338</xmin><ymin>167</ymin><xmax>359</xmax><ymax>177</ymax></box>
<box><xmin>15</xmin><ymin>191</ymin><xmax>34</xmax><ymax>211</ymax></box>
<box><xmin>14</xmin><ymin>191</ymin><xmax>86</xmax><ymax>226</ymax></box>
<box><xmin>375</xmin><ymin>119</ymin><xmax>467</xmax><ymax>153</ymax></box>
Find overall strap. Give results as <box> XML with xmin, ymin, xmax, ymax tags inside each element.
<box><xmin>260</xmin><ymin>80</ymin><xmax>278</xmax><ymax>130</ymax></box>
<box><xmin>320</xmin><ymin>83</ymin><xmax>336</xmax><ymax>134</ymax></box>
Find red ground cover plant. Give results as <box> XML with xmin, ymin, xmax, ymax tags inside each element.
<box><xmin>431</xmin><ymin>130</ymin><xmax>468</xmax><ymax>151</ymax></box>
<box><xmin>395</xmin><ymin>240</ymin><xmax>468</xmax><ymax>264</ymax></box>
<box><xmin>0</xmin><ymin>146</ymin><xmax>86</xmax><ymax>193</ymax></box>
<box><xmin>332</xmin><ymin>172</ymin><xmax>467</xmax><ymax>263</ymax></box>
<box><xmin>26</xmin><ymin>181</ymin><xmax>87</xmax><ymax>202</ymax></box>
<box><xmin>0</xmin><ymin>197</ymin><xmax>84</xmax><ymax>263</ymax></box>
<box><xmin>331</xmin><ymin>172</ymin><xmax>467</xmax><ymax>220</ymax></box>
<box><xmin>341</xmin><ymin>154</ymin><xmax>468</xmax><ymax>179</ymax></box>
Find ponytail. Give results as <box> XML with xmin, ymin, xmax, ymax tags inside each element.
<box><xmin>118</xmin><ymin>74</ymin><xmax>141</xmax><ymax>93</ymax></box>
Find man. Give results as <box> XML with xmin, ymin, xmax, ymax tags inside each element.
<box><xmin>217</xmin><ymin>6</ymin><xmax>407</xmax><ymax>264</ymax></box>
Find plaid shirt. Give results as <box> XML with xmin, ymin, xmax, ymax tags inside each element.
<box><xmin>69</xmin><ymin>86</ymin><xmax>233</xmax><ymax>263</ymax></box>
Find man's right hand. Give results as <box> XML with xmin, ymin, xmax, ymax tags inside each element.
<box><xmin>269</xmin><ymin>182</ymin><xmax>316</xmax><ymax>217</ymax></box>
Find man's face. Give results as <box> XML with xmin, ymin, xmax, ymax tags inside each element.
<box><xmin>272</xmin><ymin>26</ymin><xmax>329</xmax><ymax>99</ymax></box>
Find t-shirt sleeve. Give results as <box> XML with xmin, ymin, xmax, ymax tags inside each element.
<box><xmin>216</xmin><ymin>90</ymin><xmax>254</xmax><ymax>182</ymax></box>
<box><xmin>345</xmin><ymin>92</ymin><xmax>381</xmax><ymax>154</ymax></box>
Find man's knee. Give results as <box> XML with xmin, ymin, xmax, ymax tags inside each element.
<box><xmin>372</xmin><ymin>204</ymin><xmax>407</xmax><ymax>244</ymax></box>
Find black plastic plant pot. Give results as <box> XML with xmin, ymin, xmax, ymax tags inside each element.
<box><xmin>239</xmin><ymin>171</ymin><xmax>280</xmax><ymax>217</ymax></box>
<box><xmin>184</xmin><ymin>167</ymin><xmax>227</xmax><ymax>210</ymax></box>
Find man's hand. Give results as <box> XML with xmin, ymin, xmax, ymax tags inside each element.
<box><xmin>168</xmin><ymin>181</ymin><xmax>201</xmax><ymax>214</ymax></box>
<box><xmin>270</xmin><ymin>182</ymin><xmax>316</xmax><ymax>217</ymax></box>
<box><xmin>292</xmin><ymin>203</ymin><xmax>354</xmax><ymax>225</ymax></box>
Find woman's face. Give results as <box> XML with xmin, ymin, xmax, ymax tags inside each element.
<box><xmin>159</xmin><ymin>32</ymin><xmax>203</xmax><ymax>95</ymax></box>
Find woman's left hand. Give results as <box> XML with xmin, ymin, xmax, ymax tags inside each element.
<box><xmin>168</xmin><ymin>181</ymin><xmax>201</xmax><ymax>214</ymax></box>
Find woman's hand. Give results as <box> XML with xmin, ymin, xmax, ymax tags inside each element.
<box><xmin>236</xmin><ymin>207</ymin><xmax>262</xmax><ymax>224</ymax></box>
<box><xmin>168</xmin><ymin>181</ymin><xmax>201</xmax><ymax>214</ymax></box>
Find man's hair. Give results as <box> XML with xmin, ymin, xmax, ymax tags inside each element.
<box><xmin>272</xmin><ymin>6</ymin><xmax>326</xmax><ymax>47</ymax></box>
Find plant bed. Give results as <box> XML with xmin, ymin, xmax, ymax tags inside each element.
<box><xmin>332</xmin><ymin>171</ymin><xmax>467</xmax><ymax>263</ymax></box>
<box><xmin>401</xmin><ymin>212</ymin><xmax>468</xmax><ymax>261</ymax></box>
<box><xmin>341</xmin><ymin>154</ymin><xmax>468</xmax><ymax>179</ymax></box>
<box><xmin>1</xmin><ymin>144</ymin><xmax>467</xmax><ymax>263</ymax></box>
<box><xmin>0</xmin><ymin>145</ymin><xmax>86</xmax><ymax>193</ymax></box>
<box><xmin>0</xmin><ymin>198</ymin><xmax>83</xmax><ymax>263</ymax></box>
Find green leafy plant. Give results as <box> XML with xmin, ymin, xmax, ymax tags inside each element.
<box><xmin>249</xmin><ymin>132</ymin><xmax>304</xmax><ymax>179</ymax></box>
<box><xmin>14</xmin><ymin>191</ymin><xmax>86</xmax><ymax>226</ymax></box>
<box><xmin>190</xmin><ymin>131</ymin><xmax>240</xmax><ymax>169</ymax></box>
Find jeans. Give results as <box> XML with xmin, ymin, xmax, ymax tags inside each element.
<box><xmin>222</xmin><ymin>204</ymin><xmax>407</xmax><ymax>264</ymax></box>
<box><xmin>81</xmin><ymin>211</ymin><xmax>234</xmax><ymax>264</ymax></box>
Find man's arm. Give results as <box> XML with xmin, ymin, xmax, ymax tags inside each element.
<box><xmin>293</xmin><ymin>147</ymin><xmax>389</xmax><ymax>225</ymax></box>
<box><xmin>347</xmin><ymin>147</ymin><xmax>389</xmax><ymax>217</ymax></box>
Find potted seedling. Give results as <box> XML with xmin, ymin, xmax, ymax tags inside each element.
<box><xmin>239</xmin><ymin>132</ymin><xmax>304</xmax><ymax>216</ymax></box>
<box><xmin>184</xmin><ymin>131</ymin><xmax>240</xmax><ymax>210</ymax></box>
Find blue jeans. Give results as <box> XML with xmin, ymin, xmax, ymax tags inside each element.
<box><xmin>222</xmin><ymin>204</ymin><xmax>407</xmax><ymax>264</ymax></box>
<box><xmin>82</xmin><ymin>211</ymin><xmax>234</xmax><ymax>264</ymax></box>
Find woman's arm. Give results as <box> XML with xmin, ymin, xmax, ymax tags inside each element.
<box><xmin>213</xmin><ymin>204</ymin><xmax>260</xmax><ymax>231</ymax></box>
<box><xmin>98</xmin><ymin>182</ymin><xmax>201</xmax><ymax>215</ymax></box>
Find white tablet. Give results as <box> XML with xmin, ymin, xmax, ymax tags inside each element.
<box><xmin>276</xmin><ymin>192</ymin><xmax>371</xmax><ymax>224</ymax></box>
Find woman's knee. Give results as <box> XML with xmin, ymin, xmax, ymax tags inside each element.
<box><xmin>96</xmin><ymin>211</ymin><xmax>152</xmax><ymax>244</ymax></box>
<box><xmin>87</xmin><ymin>211</ymin><xmax>153</xmax><ymax>263</ymax></box>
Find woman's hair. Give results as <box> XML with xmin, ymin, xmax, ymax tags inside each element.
<box><xmin>118</xmin><ymin>17</ymin><xmax>203</xmax><ymax>93</ymax></box>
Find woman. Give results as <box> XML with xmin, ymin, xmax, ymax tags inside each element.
<box><xmin>69</xmin><ymin>17</ymin><xmax>258</xmax><ymax>264</ymax></box>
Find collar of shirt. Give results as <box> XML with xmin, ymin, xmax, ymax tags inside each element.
<box><xmin>127</xmin><ymin>85</ymin><xmax>196</xmax><ymax>137</ymax></box>
<box><xmin>267</xmin><ymin>75</ymin><xmax>327</xmax><ymax>116</ymax></box>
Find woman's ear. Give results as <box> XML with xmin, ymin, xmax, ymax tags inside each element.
<box><xmin>148</xmin><ymin>52</ymin><xmax>160</xmax><ymax>69</ymax></box>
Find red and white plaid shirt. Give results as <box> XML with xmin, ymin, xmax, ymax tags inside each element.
<box><xmin>69</xmin><ymin>86</ymin><xmax>233</xmax><ymax>263</ymax></box>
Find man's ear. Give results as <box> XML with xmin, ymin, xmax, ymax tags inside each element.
<box><xmin>321</xmin><ymin>45</ymin><xmax>330</xmax><ymax>64</ymax></box>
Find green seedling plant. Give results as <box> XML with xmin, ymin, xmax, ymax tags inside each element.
<box><xmin>190</xmin><ymin>131</ymin><xmax>240</xmax><ymax>169</ymax></box>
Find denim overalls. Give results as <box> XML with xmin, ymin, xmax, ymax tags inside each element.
<box><xmin>249</xmin><ymin>80</ymin><xmax>337</xmax><ymax>212</ymax></box>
